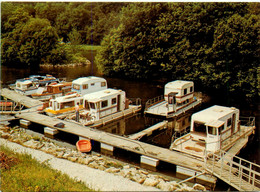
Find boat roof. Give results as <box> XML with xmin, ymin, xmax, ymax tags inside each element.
<box><xmin>84</xmin><ymin>88</ymin><xmax>123</xmax><ymax>101</ymax></box>
<box><xmin>165</xmin><ymin>80</ymin><xmax>193</xmax><ymax>90</ymax></box>
<box><xmin>18</xmin><ymin>80</ymin><xmax>32</xmax><ymax>84</ymax></box>
<box><xmin>72</xmin><ymin>76</ymin><xmax>106</xmax><ymax>85</ymax></box>
<box><xmin>55</xmin><ymin>93</ymin><xmax>82</xmax><ymax>103</ymax></box>
<box><xmin>192</xmin><ymin>105</ymin><xmax>238</xmax><ymax>123</ymax></box>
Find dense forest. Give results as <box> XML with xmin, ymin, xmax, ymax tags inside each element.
<box><xmin>1</xmin><ymin>2</ymin><xmax>259</xmax><ymax>102</ymax></box>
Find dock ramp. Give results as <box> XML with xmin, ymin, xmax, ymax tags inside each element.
<box><xmin>205</xmin><ymin>150</ymin><xmax>260</xmax><ymax>191</ymax></box>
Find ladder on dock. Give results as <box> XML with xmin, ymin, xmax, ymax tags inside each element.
<box><xmin>205</xmin><ymin>150</ymin><xmax>260</xmax><ymax>191</ymax></box>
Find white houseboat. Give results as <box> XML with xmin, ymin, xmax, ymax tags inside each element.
<box><xmin>71</xmin><ymin>76</ymin><xmax>107</xmax><ymax>95</ymax></box>
<box><xmin>170</xmin><ymin>105</ymin><xmax>255</xmax><ymax>158</ymax></box>
<box><xmin>45</xmin><ymin>76</ymin><xmax>108</xmax><ymax>116</ymax></box>
<box><xmin>144</xmin><ymin>80</ymin><xmax>201</xmax><ymax>118</ymax></box>
<box><xmin>14</xmin><ymin>75</ymin><xmax>59</xmax><ymax>96</ymax></box>
<box><xmin>66</xmin><ymin>88</ymin><xmax>142</xmax><ymax>126</ymax></box>
<box><xmin>45</xmin><ymin>93</ymin><xmax>83</xmax><ymax>116</ymax></box>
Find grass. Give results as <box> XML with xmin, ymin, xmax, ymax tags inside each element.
<box><xmin>0</xmin><ymin>146</ymin><xmax>93</xmax><ymax>192</ymax></box>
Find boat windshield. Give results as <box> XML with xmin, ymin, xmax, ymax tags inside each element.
<box><xmin>193</xmin><ymin>121</ymin><xmax>206</xmax><ymax>134</ymax></box>
<box><xmin>89</xmin><ymin>102</ymin><xmax>95</xmax><ymax>109</ymax></box>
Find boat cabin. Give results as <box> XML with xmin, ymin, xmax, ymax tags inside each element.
<box><xmin>83</xmin><ymin>88</ymin><xmax>126</xmax><ymax>120</ymax></box>
<box><xmin>15</xmin><ymin>74</ymin><xmax>60</xmax><ymax>95</ymax></box>
<box><xmin>165</xmin><ymin>80</ymin><xmax>194</xmax><ymax>108</ymax></box>
<box><xmin>190</xmin><ymin>105</ymin><xmax>239</xmax><ymax>152</ymax></box>
<box><xmin>45</xmin><ymin>93</ymin><xmax>83</xmax><ymax>115</ymax></box>
<box><xmin>71</xmin><ymin>76</ymin><xmax>107</xmax><ymax>96</ymax></box>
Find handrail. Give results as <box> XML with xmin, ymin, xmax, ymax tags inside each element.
<box><xmin>145</xmin><ymin>95</ymin><xmax>164</xmax><ymax>111</ymax></box>
<box><xmin>240</xmin><ymin>116</ymin><xmax>255</xmax><ymax>127</ymax></box>
<box><xmin>205</xmin><ymin>150</ymin><xmax>260</xmax><ymax>190</ymax></box>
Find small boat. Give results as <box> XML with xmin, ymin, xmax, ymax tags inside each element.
<box><xmin>76</xmin><ymin>139</ymin><xmax>92</xmax><ymax>152</ymax></box>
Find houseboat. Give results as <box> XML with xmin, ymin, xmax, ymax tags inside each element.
<box><xmin>45</xmin><ymin>76</ymin><xmax>108</xmax><ymax>116</ymax></box>
<box><xmin>31</xmin><ymin>82</ymin><xmax>72</xmax><ymax>101</ymax></box>
<box><xmin>14</xmin><ymin>75</ymin><xmax>60</xmax><ymax>96</ymax></box>
<box><xmin>71</xmin><ymin>76</ymin><xmax>107</xmax><ymax>96</ymax></box>
<box><xmin>45</xmin><ymin>93</ymin><xmax>83</xmax><ymax>116</ymax></box>
<box><xmin>170</xmin><ymin>105</ymin><xmax>255</xmax><ymax>158</ymax></box>
<box><xmin>66</xmin><ymin>88</ymin><xmax>142</xmax><ymax>126</ymax></box>
<box><xmin>144</xmin><ymin>80</ymin><xmax>202</xmax><ymax>118</ymax></box>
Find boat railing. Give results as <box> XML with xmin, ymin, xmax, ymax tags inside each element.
<box><xmin>145</xmin><ymin>95</ymin><xmax>164</xmax><ymax>111</ymax></box>
<box><xmin>204</xmin><ymin>150</ymin><xmax>260</xmax><ymax>191</ymax></box>
<box><xmin>128</xmin><ymin>98</ymin><xmax>142</xmax><ymax>106</ymax></box>
<box><xmin>240</xmin><ymin>116</ymin><xmax>255</xmax><ymax>127</ymax></box>
<box><xmin>0</xmin><ymin>99</ymin><xmax>20</xmax><ymax>114</ymax></box>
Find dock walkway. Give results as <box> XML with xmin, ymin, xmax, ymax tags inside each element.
<box><xmin>1</xmin><ymin>88</ymin><xmax>43</xmax><ymax>108</ymax></box>
<box><xmin>129</xmin><ymin>121</ymin><xmax>168</xmax><ymax>140</ymax></box>
<box><xmin>15</xmin><ymin>111</ymin><xmax>205</xmax><ymax>172</ymax></box>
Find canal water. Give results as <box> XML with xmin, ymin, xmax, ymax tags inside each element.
<box><xmin>1</xmin><ymin>54</ymin><xmax>259</xmax><ymax>189</ymax></box>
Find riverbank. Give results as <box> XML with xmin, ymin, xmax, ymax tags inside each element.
<box><xmin>0</xmin><ymin>124</ymin><xmax>206</xmax><ymax>191</ymax></box>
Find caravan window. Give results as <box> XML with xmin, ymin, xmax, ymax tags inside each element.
<box><xmin>112</xmin><ymin>98</ymin><xmax>117</xmax><ymax>105</ymax></box>
<box><xmin>73</xmin><ymin>84</ymin><xmax>80</xmax><ymax>90</ymax></box>
<box><xmin>102</xmin><ymin>100</ymin><xmax>108</xmax><ymax>108</ymax></box>
<box><xmin>190</xmin><ymin>87</ymin><xmax>193</xmax><ymax>92</ymax></box>
<box><xmin>89</xmin><ymin>102</ymin><xmax>95</xmax><ymax>109</ymax></box>
<box><xmin>184</xmin><ymin>88</ymin><xmax>187</xmax><ymax>95</ymax></box>
<box><xmin>193</xmin><ymin>121</ymin><xmax>206</xmax><ymax>133</ymax></box>
<box><xmin>83</xmin><ymin>84</ymin><xmax>88</xmax><ymax>89</ymax></box>
<box><xmin>101</xmin><ymin>82</ymin><xmax>106</xmax><ymax>87</ymax></box>
<box><xmin>227</xmin><ymin>118</ymin><xmax>232</xmax><ymax>127</ymax></box>
<box><xmin>208</xmin><ymin>126</ymin><xmax>217</xmax><ymax>135</ymax></box>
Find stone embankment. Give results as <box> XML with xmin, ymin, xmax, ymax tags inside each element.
<box><xmin>0</xmin><ymin>125</ymin><xmax>206</xmax><ymax>191</ymax></box>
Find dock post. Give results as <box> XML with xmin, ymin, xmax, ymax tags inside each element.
<box><xmin>100</xmin><ymin>143</ymin><xmax>114</xmax><ymax>156</ymax></box>
<box><xmin>20</xmin><ymin>119</ymin><xmax>31</xmax><ymax>128</ymax></box>
<box><xmin>44</xmin><ymin>127</ymin><xmax>59</xmax><ymax>138</ymax></box>
<box><xmin>140</xmin><ymin>155</ymin><xmax>159</xmax><ymax>171</ymax></box>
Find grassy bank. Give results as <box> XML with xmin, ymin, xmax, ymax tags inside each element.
<box><xmin>0</xmin><ymin>146</ymin><xmax>93</xmax><ymax>192</ymax></box>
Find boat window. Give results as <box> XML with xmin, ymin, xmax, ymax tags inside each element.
<box><xmin>101</xmin><ymin>82</ymin><xmax>106</xmax><ymax>87</ymax></box>
<box><xmin>83</xmin><ymin>84</ymin><xmax>88</xmax><ymax>90</ymax></box>
<box><xmin>62</xmin><ymin>101</ymin><xmax>74</xmax><ymax>109</ymax></box>
<box><xmin>89</xmin><ymin>102</ymin><xmax>95</xmax><ymax>109</ymax></box>
<box><xmin>190</xmin><ymin>86</ymin><xmax>193</xmax><ymax>92</ymax></box>
<box><xmin>219</xmin><ymin>125</ymin><xmax>225</xmax><ymax>133</ymax></box>
<box><xmin>17</xmin><ymin>83</ymin><xmax>21</xmax><ymax>88</ymax></box>
<box><xmin>112</xmin><ymin>98</ymin><xmax>117</xmax><ymax>105</ymax></box>
<box><xmin>91</xmin><ymin>83</ymin><xmax>95</xmax><ymax>86</ymax></box>
<box><xmin>227</xmin><ymin>118</ymin><xmax>232</xmax><ymax>127</ymax></box>
<box><xmin>73</xmin><ymin>84</ymin><xmax>80</xmax><ymax>90</ymax></box>
<box><xmin>184</xmin><ymin>88</ymin><xmax>187</xmax><ymax>95</ymax></box>
<box><xmin>80</xmin><ymin>99</ymin><xmax>83</xmax><ymax>105</ymax></box>
<box><xmin>102</xmin><ymin>100</ymin><xmax>108</xmax><ymax>108</ymax></box>
<box><xmin>193</xmin><ymin>121</ymin><xmax>206</xmax><ymax>133</ymax></box>
<box><xmin>208</xmin><ymin>126</ymin><xmax>217</xmax><ymax>135</ymax></box>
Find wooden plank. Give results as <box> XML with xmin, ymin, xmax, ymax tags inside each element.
<box><xmin>15</xmin><ymin>111</ymin><xmax>205</xmax><ymax>172</ymax></box>
<box><xmin>1</xmin><ymin>88</ymin><xmax>43</xmax><ymax>108</ymax></box>
<box><xmin>129</xmin><ymin>121</ymin><xmax>167</xmax><ymax>140</ymax></box>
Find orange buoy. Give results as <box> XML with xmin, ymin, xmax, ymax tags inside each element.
<box><xmin>76</xmin><ymin>139</ymin><xmax>92</xmax><ymax>153</ymax></box>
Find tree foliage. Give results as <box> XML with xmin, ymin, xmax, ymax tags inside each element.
<box><xmin>1</xmin><ymin>2</ymin><xmax>259</xmax><ymax>100</ymax></box>
<box><xmin>96</xmin><ymin>2</ymin><xmax>259</xmax><ymax>100</ymax></box>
